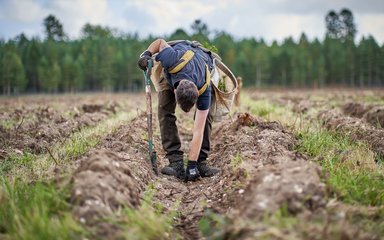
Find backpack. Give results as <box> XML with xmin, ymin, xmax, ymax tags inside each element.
<box><xmin>150</xmin><ymin>40</ymin><xmax>238</xmax><ymax>122</ymax></box>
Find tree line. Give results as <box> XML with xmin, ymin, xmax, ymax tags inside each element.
<box><xmin>0</xmin><ymin>9</ymin><xmax>383</xmax><ymax>95</ymax></box>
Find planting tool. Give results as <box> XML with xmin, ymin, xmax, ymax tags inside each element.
<box><xmin>143</xmin><ymin>59</ymin><xmax>158</xmax><ymax>175</ymax></box>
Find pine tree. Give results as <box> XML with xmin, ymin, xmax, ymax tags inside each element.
<box><xmin>1</xmin><ymin>46</ymin><xmax>26</xmax><ymax>95</ymax></box>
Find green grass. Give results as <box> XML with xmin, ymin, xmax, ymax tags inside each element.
<box><xmin>296</xmin><ymin>128</ymin><xmax>384</xmax><ymax>206</ymax></box>
<box><xmin>198</xmin><ymin>209</ymin><xmax>227</xmax><ymax>239</ymax></box>
<box><xmin>0</xmin><ymin>178</ymin><xmax>87</xmax><ymax>239</ymax></box>
<box><xmin>0</xmin><ymin>116</ymin><xmax>37</xmax><ymax>131</ymax></box>
<box><xmin>112</xmin><ymin>188</ymin><xmax>181</xmax><ymax>240</ymax></box>
<box><xmin>9</xmin><ymin>111</ymin><xmax>136</xmax><ymax>180</ymax></box>
<box><xmin>359</xmin><ymin>94</ymin><xmax>384</xmax><ymax>105</ymax></box>
<box><xmin>59</xmin><ymin>131</ymin><xmax>100</xmax><ymax>161</ymax></box>
<box><xmin>230</xmin><ymin>153</ymin><xmax>243</xmax><ymax>168</ymax></box>
<box><xmin>0</xmin><ymin>152</ymin><xmax>35</xmax><ymax>175</ymax></box>
<box><xmin>199</xmin><ymin>204</ymin><xmax>384</xmax><ymax>240</ymax></box>
<box><xmin>243</xmin><ymin>94</ymin><xmax>384</xmax><ymax>206</ymax></box>
<box><xmin>247</xmin><ymin>99</ymin><xmax>277</xmax><ymax>118</ymax></box>
<box><xmin>0</xmin><ymin>119</ymin><xmax>18</xmax><ymax>130</ymax></box>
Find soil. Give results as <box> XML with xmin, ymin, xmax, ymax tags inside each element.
<box><xmin>342</xmin><ymin>102</ymin><xmax>373</xmax><ymax>118</ymax></box>
<box><xmin>319</xmin><ymin>109</ymin><xmax>384</xmax><ymax>158</ymax></box>
<box><xmin>364</xmin><ymin>106</ymin><xmax>384</xmax><ymax>128</ymax></box>
<box><xmin>71</xmin><ymin>112</ymin><xmax>156</xmax><ymax>238</ymax></box>
<box><xmin>70</xmin><ymin>111</ymin><xmax>330</xmax><ymax>239</ymax></box>
<box><xmin>342</xmin><ymin>102</ymin><xmax>384</xmax><ymax>128</ymax></box>
<box><xmin>2</xmin><ymin>92</ymin><xmax>383</xmax><ymax>239</ymax></box>
<box><xmin>0</xmin><ymin>97</ymin><xmax>123</xmax><ymax>159</ymax></box>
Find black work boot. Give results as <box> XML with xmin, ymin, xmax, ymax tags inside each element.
<box><xmin>197</xmin><ymin>160</ymin><xmax>220</xmax><ymax>177</ymax></box>
<box><xmin>161</xmin><ymin>160</ymin><xmax>185</xmax><ymax>179</ymax></box>
<box><xmin>185</xmin><ymin>161</ymin><xmax>200</xmax><ymax>182</ymax></box>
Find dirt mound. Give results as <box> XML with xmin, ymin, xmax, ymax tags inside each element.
<box><xmin>82</xmin><ymin>102</ymin><xmax>119</xmax><ymax>114</ymax></box>
<box><xmin>342</xmin><ymin>102</ymin><xmax>372</xmax><ymax>118</ymax></box>
<box><xmin>342</xmin><ymin>102</ymin><xmax>383</xmax><ymax>128</ymax></box>
<box><xmin>213</xmin><ymin>113</ymin><xmax>326</xmax><ymax>214</ymax></box>
<box><xmin>365</xmin><ymin>106</ymin><xmax>384</xmax><ymax>128</ymax></box>
<box><xmin>149</xmin><ymin>112</ymin><xmax>327</xmax><ymax>239</ymax></box>
<box><xmin>319</xmin><ymin>109</ymin><xmax>384</xmax><ymax>158</ymax></box>
<box><xmin>82</xmin><ymin>104</ymin><xmax>103</xmax><ymax>113</ymax></box>
<box><xmin>237</xmin><ymin>162</ymin><xmax>325</xmax><ymax>218</ymax></box>
<box><xmin>71</xmin><ymin>113</ymin><xmax>155</xmax><ymax>238</ymax></box>
<box><xmin>292</xmin><ymin>99</ymin><xmax>313</xmax><ymax>113</ymax></box>
<box><xmin>72</xmin><ymin>150</ymin><xmax>142</xmax><ymax>218</ymax></box>
<box><xmin>0</xmin><ymin>103</ymin><xmax>119</xmax><ymax>159</ymax></box>
<box><xmin>70</xmin><ymin>109</ymin><xmax>379</xmax><ymax>239</ymax></box>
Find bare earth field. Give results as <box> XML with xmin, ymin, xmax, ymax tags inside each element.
<box><xmin>0</xmin><ymin>90</ymin><xmax>383</xmax><ymax>240</ymax></box>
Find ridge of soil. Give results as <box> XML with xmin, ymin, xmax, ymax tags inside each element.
<box><xmin>342</xmin><ymin>102</ymin><xmax>384</xmax><ymax>128</ymax></box>
<box><xmin>319</xmin><ymin>109</ymin><xmax>384</xmax><ymax>159</ymax></box>
<box><xmin>70</xmin><ymin>111</ymin><xmax>329</xmax><ymax>239</ymax></box>
<box><xmin>70</xmin><ymin>109</ymin><xmax>382</xmax><ymax>239</ymax></box>
<box><xmin>71</xmin><ymin>112</ymin><xmax>156</xmax><ymax>238</ymax></box>
<box><xmin>0</xmin><ymin>101</ymin><xmax>119</xmax><ymax>158</ymax></box>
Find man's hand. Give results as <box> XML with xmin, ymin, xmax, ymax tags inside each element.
<box><xmin>188</xmin><ymin>109</ymin><xmax>209</xmax><ymax>161</ymax></box>
<box><xmin>138</xmin><ymin>50</ymin><xmax>152</xmax><ymax>71</ymax></box>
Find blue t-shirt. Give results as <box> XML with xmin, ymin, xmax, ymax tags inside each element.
<box><xmin>155</xmin><ymin>42</ymin><xmax>213</xmax><ymax>110</ymax></box>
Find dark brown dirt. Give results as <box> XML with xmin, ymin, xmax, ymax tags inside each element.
<box><xmin>67</xmin><ymin>96</ymin><xmax>383</xmax><ymax>240</ymax></box>
<box><xmin>150</xmin><ymin>112</ymin><xmax>328</xmax><ymax>240</ymax></box>
<box><xmin>0</xmin><ymin>101</ymin><xmax>120</xmax><ymax>159</ymax></box>
<box><xmin>342</xmin><ymin>102</ymin><xmax>384</xmax><ymax>128</ymax></box>
<box><xmin>71</xmin><ymin>112</ymin><xmax>156</xmax><ymax>238</ymax></box>
<box><xmin>342</xmin><ymin>102</ymin><xmax>373</xmax><ymax>118</ymax></box>
<box><xmin>201</xmin><ymin>113</ymin><xmax>330</xmax><ymax>238</ymax></box>
<box><xmin>365</xmin><ymin>106</ymin><xmax>384</xmax><ymax>128</ymax></box>
<box><xmin>69</xmin><ymin>110</ymin><xmax>329</xmax><ymax>239</ymax></box>
<box><xmin>319</xmin><ymin>109</ymin><xmax>384</xmax><ymax>159</ymax></box>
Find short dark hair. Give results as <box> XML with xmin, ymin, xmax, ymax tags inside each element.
<box><xmin>175</xmin><ymin>79</ymin><xmax>198</xmax><ymax>112</ymax></box>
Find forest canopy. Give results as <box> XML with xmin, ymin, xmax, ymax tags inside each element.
<box><xmin>0</xmin><ymin>9</ymin><xmax>383</xmax><ymax>95</ymax></box>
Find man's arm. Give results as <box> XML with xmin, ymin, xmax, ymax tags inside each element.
<box><xmin>138</xmin><ymin>38</ymin><xmax>171</xmax><ymax>70</ymax></box>
<box><xmin>146</xmin><ymin>38</ymin><xmax>170</xmax><ymax>55</ymax></box>
<box><xmin>188</xmin><ymin>109</ymin><xmax>209</xmax><ymax>161</ymax></box>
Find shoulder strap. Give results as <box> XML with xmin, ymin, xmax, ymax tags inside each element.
<box><xmin>168</xmin><ymin>50</ymin><xmax>195</xmax><ymax>74</ymax></box>
<box><xmin>198</xmin><ymin>64</ymin><xmax>211</xmax><ymax>96</ymax></box>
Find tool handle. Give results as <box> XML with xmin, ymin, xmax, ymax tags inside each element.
<box><xmin>144</xmin><ymin>59</ymin><xmax>153</xmax><ymax>84</ymax></box>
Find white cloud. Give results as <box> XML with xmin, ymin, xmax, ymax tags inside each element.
<box><xmin>0</xmin><ymin>0</ymin><xmax>383</xmax><ymax>43</ymax></box>
<box><xmin>125</xmin><ymin>0</ymin><xmax>217</xmax><ymax>35</ymax></box>
<box><xmin>261</xmin><ymin>14</ymin><xmax>325</xmax><ymax>42</ymax></box>
<box><xmin>48</xmin><ymin>0</ymin><xmax>108</xmax><ymax>37</ymax></box>
<box><xmin>356</xmin><ymin>13</ymin><xmax>384</xmax><ymax>42</ymax></box>
<box><xmin>1</xmin><ymin>0</ymin><xmax>45</xmax><ymax>22</ymax></box>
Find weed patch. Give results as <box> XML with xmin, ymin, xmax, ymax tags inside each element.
<box><xmin>0</xmin><ymin>152</ymin><xmax>35</xmax><ymax>175</ymax></box>
<box><xmin>296</xmin><ymin>129</ymin><xmax>384</xmax><ymax>206</ymax></box>
<box><xmin>113</xmin><ymin>189</ymin><xmax>180</xmax><ymax>240</ymax></box>
<box><xmin>230</xmin><ymin>153</ymin><xmax>243</xmax><ymax>168</ymax></box>
<box><xmin>0</xmin><ymin>178</ymin><xmax>87</xmax><ymax>239</ymax></box>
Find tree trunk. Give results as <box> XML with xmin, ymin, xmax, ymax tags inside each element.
<box><xmin>282</xmin><ymin>69</ymin><xmax>286</xmax><ymax>87</ymax></box>
<box><xmin>256</xmin><ymin>65</ymin><xmax>261</xmax><ymax>88</ymax></box>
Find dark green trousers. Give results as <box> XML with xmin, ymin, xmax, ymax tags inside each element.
<box><xmin>158</xmin><ymin>89</ymin><xmax>213</xmax><ymax>163</ymax></box>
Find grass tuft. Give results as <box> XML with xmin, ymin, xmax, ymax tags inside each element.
<box><xmin>115</xmin><ymin>188</ymin><xmax>180</xmax><ymax>240</ymax></box>
<box><xmin>198</xmin><ymin>209</ymin><xmax>227</xmax><ymax>239</ymax></box>
<box><xmin>230</xmin><ymin>153</ymin><xmax>243</xmax><ymax>168</ymax></box>
<box><xmin>0</xmin><ymin>178</ymin><xmax>87</xmax><ymax>239</ymax></box>
<box><xmin>0</xmin><ymin>152</ymin><xmax>35</xmax><ymax>175</ymax></box>
<box><xmin>296</xmin><ymin>128</ymin><xmax>384</xmax><ymax>206</ymax></box>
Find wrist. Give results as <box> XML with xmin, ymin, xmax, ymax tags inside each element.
<box><xmin>187</xmin><ymin>160</ymin><xmax>197</xmax><ymax>168</ymax></box>
<box><xmin>142</xmin><ymin>50</ymin><xmax>152</xmax><ymax>57</ymax></box>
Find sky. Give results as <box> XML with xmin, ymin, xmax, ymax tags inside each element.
<box><xmin>0</xmin><ymin>0</ymin><xmax>383</xmax><ymax>44</ymax></box>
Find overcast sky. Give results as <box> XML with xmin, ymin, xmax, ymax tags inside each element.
<box><xmin>0</xmin><ymin>0</ymin><xmax>383</xmax><ymax>44</ymax></box>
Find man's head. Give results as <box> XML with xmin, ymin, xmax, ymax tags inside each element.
<box><xmin>175</xmin><ymin>79</ymin><xmax>198</xmax><ymax>112</ymax></box>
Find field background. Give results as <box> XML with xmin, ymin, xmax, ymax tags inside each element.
<box><xmin>1</xmin><ymin>89</ymin><xmax>383</xmax><ymax>239</ymax></box>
